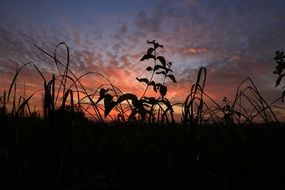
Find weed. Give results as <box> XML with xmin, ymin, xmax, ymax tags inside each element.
<box><xmin>98</xmin><ymin>40</ymin><xmax>177</xmax><ymax>123</ymax></box>
<box><xmin>273</xmin><ymin>50</ymin><xmax>285</xmax><ymax>101</ymax></box>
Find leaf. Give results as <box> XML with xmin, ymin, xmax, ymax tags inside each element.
<box><xmin>167</xmin><ymin>74</ymin><xmax>177</xmax><ymax>83</ymax></box>
<box><xmin>275</xmin><ymin>65</ymin><xmax>284</xmax><ymax>75</ymax></box>
<box><xmin>146</xmin><ymin>66</ymin><xmax>153</xmax><ymax>71</ymax></box>
<box><xmin>157</xmin><ymin>56</ymin><xmax>166</xmax><ymax>67</ymax></box>
<box><xmin>154</xmin><ymin>65</ymin><xmax>165</xmax><ymax>71</ymax></box>
<box><xmin>275</xmin><ymin>74</ymin><xmax>285</xmax><ymax>87</ymax></box>
<box><xmin>152</xmin><ymin>83</ymin><xmax>162</xmax><ymax>92</ymax></box>
<box><xmin>148</xmin><ymin>81</ymin><xmax>156</xmax><ymax>86</ymax></box>
<box><xmin>154</xmin><ymin>43</ymin><xmax>163</xmax><ymax>49</ymax></box>
<box><xmin>158</xmin><ymin>98</ymin><xmax>173</xmax><ymax>112</ymax></box>
<box><xmin>16</xmin><ymin>91</ymin><xmax>38</xmax><ymax>115</ymax></box>
<box><xmin>148</xmin><ymin>81</ymin><xmax>156</xmax><ymax>92</ymax></box>
<box><xmin>143</xmin><ymin>97</ymin><xmax>157</xmax><ymax>104</ymax></box>
<box><xmin>116</xmin><ymin>93</ymin><xmax>138</xmax><ymax>105</ymax></box>
<box><xmin>136</xmin><ymin>77</ymin><xmax>149</xmax><ymax>85</ymax></box>
<box><xmin>140</xmin><ymin>54</ymin><xmax>155</xmax><ymax>62</ymax></box>
<box><xmin>154</xmin><ymin>65</ymin><xmax>173</xmax><ymax>74</ymax></box>
<box><xmin>147</xmin><ymin>48</ymin><xmax>154</xmax><ymax>55</ymax></box>
<box><xmin>159</xmin><ymin>85</ymin><xmax>167</xmax><ymax>98</ymax></box>
<box><xmin>100</xmin><ymin>88</ymin><xmax>107</xmax><ymax>97</ymax></box>
<box><xmin>104</xmin><ymin>94</ymin><xmax>115</xmax><ymax>118</ymax></box>
<box><xmin>156</xmin><ymin>71</ymin><xmax>167</xmax><ymax>76</ymax></box>
<box><xmin>147</xmin><ymin>40</ymin><xmax>155</xmax><ymax>45</ymax></box>
<box><xmin>95</xmin><ymin>88</ymin><xmax>107</xmax><ymax>104</ymax></box>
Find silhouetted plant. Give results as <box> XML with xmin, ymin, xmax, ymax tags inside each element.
<box><xmin>221</xmin><ymin>97</ymin><xmax>240</xmax><ymax>125</ymax></box>
<box><xmin>182</xmin><ymin>67</ymin><xmax>278</xmax><ymax>127</ymax></box>
<box><xmin>99</xmin><ymin>40</ymin><xmax>177</xmax><ymax>123</ymax></box>
<box><xmin>34</xmin><ymin>42</ymin><xmax>106</xmax><ymax>123</ymax></box>
<box><xmin>182</xmin><ymin>67</ymin><xmax>207</xmax><ymax>126</ymax></box>
<box><xmin>138</xmin><ymin>40</ymin><xmax>176</xmax><ymax>98</ymax></box>
<box><xmin>273</xmin><ymin>50</ymin><xmax>285</xmax><ymax>101</ymax></box>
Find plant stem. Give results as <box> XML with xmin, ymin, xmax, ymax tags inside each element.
<box><xmin>141</xmin><ymin>49</ymin><xmax>157</xmax><ymax>98</ymax></box>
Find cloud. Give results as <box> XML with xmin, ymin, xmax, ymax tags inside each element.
<box><xmin>1</xmin><ymin>0</ymin><xmax>285</xmax><ymax>120</ymax></box>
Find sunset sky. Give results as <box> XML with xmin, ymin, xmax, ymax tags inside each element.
<box><xmin>1</xmin><ymin>0</ymin><xmax>285</xmax><ymax>120</ymax></box>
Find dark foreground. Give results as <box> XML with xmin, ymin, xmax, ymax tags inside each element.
<box><xmin>1</xmin><ymin>116</ymin><xmax>285</xmax><ymax>190</ymax></box>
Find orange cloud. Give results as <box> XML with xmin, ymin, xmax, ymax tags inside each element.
<box><xmin>183</xmin><ymin>47</ymin><xmax>208</xmax><ymax>55</ymax></box>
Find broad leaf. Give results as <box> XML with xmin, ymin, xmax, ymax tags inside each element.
<box><xmin>155</xmin><ymin>71</ymin><xmax>166</xmax><ymax>76</ymax></box>
<box><xmin>147</xmin><ymin>48</ymin><xmax>154</xmax><ymax>55</ymax></box>
<box><xmin>136</xmin><ymin>77</ymin><xmax>149</xmax><ymax>85</ymax></box>
<box><xmin>275</xmin><ymin>73</ymin><xmax>285</xmax><ymax>87</ymax></box>
<box><xmin>147</xmin><ymin>40</ymin><xmax>155</xmax><ymax>45</ymax></box>
<box><xmin>159</xmin><ymin>85</ymin><xmax>167</xmax><ymax>98</ymax></box>
<box><xmin>148</xmin><ymin>81</ymin><xmax>156</xmax><ymax>92</ymax></box>
<box><xmin>146</xmin><ymin>66</ymin><xmax>153</xmax><ymax>71</ymax></box>
<box><xmin>116</xmin><ymin>93</ymin><xmax>138</xmax><ymax>105</ymax></box>
<box><xmin>167</xmin><ymin>74</ymin><xmax>177</xmax><ymax>83</ymax></box>
<box><xmin>154</xmin><ymin>43</ymin><xmax>163</xmax><ymax>49</ymax></box>
<box><xmin>100</xmin><ymin>88</ymin><xmax>107</xmax><ymax>97</ymax></box>
<box><xmin>140</xmin><ymin>53</ymin><xmax>155</xmax><ymax>62</ymax></box>
<box><xmin>157</xmin><ymin>56</ymin><xmax>166</xmax><ymax>67</ymax></box>
<box><xmin>104</xmin><ymin>94</ymin><xmax>115</xmax><ymax>118</ymax></box>
<box><xmin>143</xmin><ymin>97</ymin><xmax>157</xmax><ymax>105</ymax></box>
<box><xmin>154</xmin><ymin>65</ymin><xmax>165</xmax><ymax>71</ymax></box>
<box><xmin>155</xmin><ymin>83</ymin><xmax>162</xmax><ymax>93</ymax></box>
<box><xmin>148</xmin><ymin>81</ymin><xmax>156</xmax><ymax>86</ymax></box>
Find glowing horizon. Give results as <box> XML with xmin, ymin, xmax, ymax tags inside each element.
<box><xmin>1</xmin><ymin>0</ymin><xmax>285</xmax><ymax>121</ymax></box>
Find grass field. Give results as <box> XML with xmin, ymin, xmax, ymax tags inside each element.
<box><xmin>0</xmin><ymin>42</ymin><xmax>285</xmax><ymax>189</ymax></box>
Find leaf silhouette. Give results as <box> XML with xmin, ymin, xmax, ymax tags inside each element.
<box><xmin>154</xmin><ymin>65</ymin><xmax>165</xmax><ymax>71</ymax></box>
<box><xmin>149</xmin><ymin>81</ymin><xmax>156</xmax><ymax>86</ymax></box>
<box><xmin>275</xmin><ymin>73</ymin><xmax>285</xmax><ymax>87</ymax></box>
<box><xmin>146</xmin><ymin>66</ymin><xmax>153</xmax><ymax>71</ymax></box>
<box><xmin>148</xmin><ymin>81</ymin><xmax>156</xmax><ymax>92</ymax></box>
<box><xmin>100</xmin><ymin>88</ymin><xmax>107</xmax><ymax>97</ymax></box>
<box><xmin>147</xmin><ymin>48</ymin><xmax>154</xmax><ymax>55</ymax></box>
<box><xmin>95</xmin><ymin>88</ymin><xmax>108</xmax><ymax>104</ymax></box>
<box><xmin>274</xmin><ymin>65</ymin><xmax>284</xmax><ymax>75</ymax></box>
<box><xmin>158</xmin><ymin>98</ymin><xmax>173</xmax><ymax>112</ymax></box>
<box><xmin>104</xmin><ymin>94</ymin><xmax>115</xmax><ymax>118</ymax></box>
<box><xmin>136</xmin><ymin>77</ymin><xmax>149</xmax><ymax>85</ymax></box>
<box><xmin>116</xmin><ymin>93</ymin><xmax>138</xmax><ymax>105</ymax></box>
<box><xmin>167</xmin><ymin>74</ymin><xmax>177</xmax><ymax>83</ymax></box>
<box><xmin>166</xmin><ymin>68</ymin><xmax>173</xmax><ymax>73</ymax></box>
<box><xmin>155</xmin><ymin>71</ymin><xmax>167</xmax><ymax>76</ymax></box>
<box><xmin>159</xmin><ymin>85</ymin><xmax>167</xmax><ymax>98</ymax></box>
<box><xmin>154</xmin><ymin>83</ymin><xmax>162</xmax><ymax>92</ymax></box>
<box><xmin>143</xmin><ymin>97</ymin><xmax>157</xmax><ymax>104</ymax></box>
<box><xmin>154</xmin><ymin>43</ymin><xmax>163</xmax><ymax>49</ymax></box>
<box><xmin>157</xmin><ymin>56</ymin><xmax>166</xmax><ymax>67</ymax></box>
<box><xmin>147</xmin><ymin>40</ymin><xmax>155</xmax><ymax>45</ymax></box>
<box><xmin>140</xmin><ymin>54</ymin><xmax>155</xmax><ymax>61</ymax></box>
<box><xmin>154</xmin><ymin>65</ymin><xmax>173</xmax><ymax>73</ymax></box>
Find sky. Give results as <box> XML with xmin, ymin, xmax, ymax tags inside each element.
<box><xmin>1</xmin><ymin>0</ymin><xmax>285</xmax><ymax>120</ymax></box>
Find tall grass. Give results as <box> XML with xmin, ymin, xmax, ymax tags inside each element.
<box><xmin>182</xmin><ymin>67</ymin><xmax>279</xmax><ymax>127</ymax></box>
<box><xmin>0</xmin><ymin>41</ymin><xmax>284</xmax><ymax>190</ymax></box>
<box><xmin>0</xmin><ymin>41</ymin><xmax>281</xmax><ymax>127</ymax></box>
